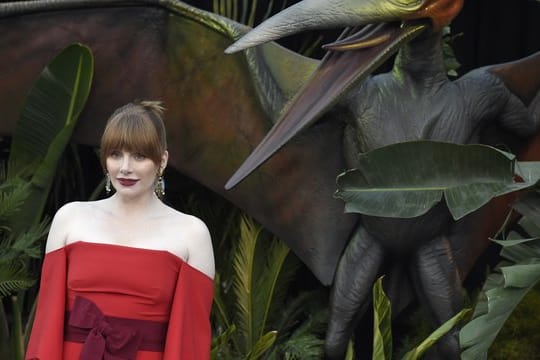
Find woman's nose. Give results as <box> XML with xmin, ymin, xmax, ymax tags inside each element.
<box><xmin>119</xmin><ymin>156</ymin><xmax>132</xmax><ymax>174</ymax></box>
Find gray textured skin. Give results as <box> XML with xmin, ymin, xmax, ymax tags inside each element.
<box><xmin>329</xmin><ymin>30</ymin><xmax>539</xmax><ymax>359</ymax></box>
<box><xmin>225</xmin><ymin>0</ymin><xmax>540</xmax><ymax>358</ymax></box>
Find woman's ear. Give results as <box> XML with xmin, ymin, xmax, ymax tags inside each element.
<box><xmin>161</xmin><ymin>150</ymin><xmax>169</xmax><ymax>172</ymax></box>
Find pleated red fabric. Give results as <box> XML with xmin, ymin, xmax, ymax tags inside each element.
<box><xmin>26</xmin><ymin>241</ymin><xmax>213</xmax><ymax>360</ymax></box>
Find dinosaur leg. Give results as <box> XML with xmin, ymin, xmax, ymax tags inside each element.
<box><xmin>410</xmin><ymin>235</ymin><xmax>463</xmax><ymax>360</ymax></box>
<box><xmin>325</xmin><ymin>224</ymin><xmax>385</xmax><ymax>359</ymax></box>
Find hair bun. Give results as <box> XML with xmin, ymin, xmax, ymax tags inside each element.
<box><xmin>138</xmin><ymin>100</ymin><xmax>166</xmax><ymax>116</ymax></box>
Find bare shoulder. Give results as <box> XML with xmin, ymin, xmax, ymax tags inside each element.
<box><xmin>45</xmin><ymin>201</ymin><xmax>86</xmax><ymax>253</ymax></box>
<box><xmin>166</xmin><ymin>208</ymin><xmax>215</xmax><ymax>279</ymax></box>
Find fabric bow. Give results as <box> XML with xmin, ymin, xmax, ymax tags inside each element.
<box><xmin>69</xmin><ymin>296</ymin><xmax>141</xmax><ymax>360</ymax></box>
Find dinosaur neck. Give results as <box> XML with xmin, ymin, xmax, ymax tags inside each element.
<box><xmin>392</xmin><ymin>30</ymin><xmax>447</xmax><ymax>87</ymax></box>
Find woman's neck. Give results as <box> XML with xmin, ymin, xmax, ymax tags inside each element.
<box><xmin>108</xmin><ymin>192</ymin><xmax>162</xmax><ymax>219</ymax></box>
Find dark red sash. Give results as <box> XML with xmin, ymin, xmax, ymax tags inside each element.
<box><xmin>64</xmin><ymin>296</ymin><xmax>167</xmax><ymax>360</ymax></box>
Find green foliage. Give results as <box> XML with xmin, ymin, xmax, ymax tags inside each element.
<box><xmin>401</xmin><ymin>309</ymin><xmax>470</xmax><ymax>360</ymax></box>
<box><xmin>368</xmin><ymin>276</ymin><xmax>470</xmax><ymax>360</ymax></box>
<box><xmin>441</xmin><ymin>26</ymin><xmax>462</xmax><ymax>77</ymax></box>
<box><xmin>460</xmin><ymin>190</ymin><xmax>540</xmax><ymax>359</ymax></box>
<box><xmin>0</xmin><ymin>43</ymin><xmax>93</xmax><ymax>360</ymax></box>
<box><xmin>7</xmin><ymin>43</ymin><xmax>93</xmax><ymax>233</ymax></box>
<box><xmin>335</xmin><ymin>141</ymin><xmax>540</xmax><ymax>220</ymax></box>
<box><xmin>373</xmin><ymin>277</ymin><xmax>392</xmax><ymax>360</ymax></box>
<box><xmin>210</xmin><ymin>215</ymin><xmax>327</xmax><ymax>360</ymax></box>
<box><xmin>487</xmin><ymin>286</ymin><xmax>540</xmax><ymax>359</ymax></box>
<box><xmin>264</xmin><ymin>290</ymin><xmax>327</xmax><ymax>359</ymax></box>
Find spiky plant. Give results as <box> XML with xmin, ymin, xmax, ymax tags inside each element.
<box><xmin>0</xmin><ymin>178</ymin><xmax>47</xmax><ymax>298</ymax></box>
<box><xmin>210</xmin><ymin>214</ymin><xmax>327</xmax><ymax>360</ymax></box>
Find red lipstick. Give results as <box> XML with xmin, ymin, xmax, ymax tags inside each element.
<box><xmin>117</xmin><ymin>178</ymin><xmax>138</xmax><ymax>187</ymax></box>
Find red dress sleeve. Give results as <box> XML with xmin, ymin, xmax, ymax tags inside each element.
<box><xmin>163</xmin><ymin>262</ymin><xmax>214</xmax><ymax>360</ymax></box>
<box><xmin>25</xmin><ymin>248</ymin><xmax>67</xmax><ymax>360</ymax></box>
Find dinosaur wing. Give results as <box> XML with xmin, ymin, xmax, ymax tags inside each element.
<box><xmin>0</xmin><ymin>0</ymin><xmax>356</xmax><ymax>285</ymax></box>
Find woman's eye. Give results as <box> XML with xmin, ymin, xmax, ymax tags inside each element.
<box><xmin>134</xmin><ymin>154</ymin><xmax>146</xmax><ymax>160</ymax></box>
<box><xmin>109</xmin><ymin>151</ymin><xmax>121</xmax><ymax>158</ymax></box>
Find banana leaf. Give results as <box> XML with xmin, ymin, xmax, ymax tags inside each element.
<box><xmin>6</xmin><ymin>43</ymin><xmax>93</xmax><ymax>231</ymax></box>
<box><xmin>459</xmin><ymin>192</ymin><xmax>540</xmax><ymax>360</ymax></box>
<box><xmin>335</xmin><ymin>141</ymin><xmax>539</xmax><ymax>220</ymax></box>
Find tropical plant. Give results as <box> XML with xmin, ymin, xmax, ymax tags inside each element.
<box><xmin>0</xmin><ymin>43</ymin><xmax>93</xmax><ymax>359</ymax></box>
<box><xmin>335</xmin><ymin>141</ymin><xmax>540</xmax><ymax>220</ymax></box>
<box><xmin>346</xmin><ymin>276</ymin><xmax>470</xmax><ymax>360</ymax></box>
<box><xmin>332</xmin><ymin>140</ymin><xmax>540</xmax><ymax>358</ymax></box>
<box><xmin>460</xmin><ymin>190</ymin><xmax>540</xmax><ymax>359</ymax></box>
<box><xmin>211</xmin><ymin>215</ymin><xmax>328</xmax><ymax>360</ymax></box>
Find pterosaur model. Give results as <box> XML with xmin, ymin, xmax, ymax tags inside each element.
<box><xmin>225</xmin><ymin>0</ymin><xmax>540</xmax><ymax>358</ymax></box>
<box><xmin>1</xmin><ymin>0</ymin><xmax>539</xmax><ymax>359</ymax></box>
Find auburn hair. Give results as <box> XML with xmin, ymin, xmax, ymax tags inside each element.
<box><xmin>100</xmin><ymin>100</ymin><xmax>167</xmax><ymax>170</ymax></box>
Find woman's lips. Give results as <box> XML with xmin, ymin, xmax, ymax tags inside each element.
<box><xmin>117</xmin><ymin>178</ymin><xmax>138</xmax><ymax>186</ymax></box>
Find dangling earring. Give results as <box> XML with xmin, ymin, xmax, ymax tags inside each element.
<box><xmin>155</xmin><ymin>173</ymin><xmax>165</xmax><ymax>197</ymax></box>
<box><xmin>105</xmin><ymin>173</ymin><xmax>111</xmax><ymax>195</ymax></box>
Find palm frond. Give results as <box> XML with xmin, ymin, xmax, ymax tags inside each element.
<box><xmin>232</xmin><ymin>215</ymin><xmax>261</xmax><ymax>352</ymax></box>
<box><xmin>247</xmin><ymin>330</ymin><xmax>277</xmax><ymax>360</ymax></box>
<box><xmin>253</xmin><ymin>234</ymin><xmax>294</xmax><ymax>339</ymax></box>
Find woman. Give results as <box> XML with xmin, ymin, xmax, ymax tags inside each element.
<box><xmin>26</xmin><ymin>101</ymin><xmax>215</xmax><ymax>360</ymax></box>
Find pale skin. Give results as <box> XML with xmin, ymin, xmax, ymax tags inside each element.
<box><xmin>45</xmin><ymin>149</ymin><xmax>215</xmax><ymax>279</ymax></box>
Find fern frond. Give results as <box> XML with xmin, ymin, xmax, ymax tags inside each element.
<box><xmin>9</xmin><ymin>219</ymin><xmax>49</xmax><ymax>259</ymax></box>
<box><xmin>0</xmin><ymin>263</ymin><xmax>35</xmax><ymax>298</ymax></box>
<box><xmin>0</xmin><ymin>219</ymin><xmax>48</xmax><ymax>264</ymax></box>
<box><xmin>0</xmin><ymin>179</ymin><xmax>30</xmax><ymax>221</ymax></box>
<box><xmin>266</xmin><ymin>291</ymin><xmax>328</xmax><ymax>359</ymax></box>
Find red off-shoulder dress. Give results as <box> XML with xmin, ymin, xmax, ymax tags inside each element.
<box><xmin>26</xmin><ymin>241</ymin><xmax>214</xmax><ymax>360</ymax></box>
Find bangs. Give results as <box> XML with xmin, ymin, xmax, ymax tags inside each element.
<box><xmin>100</xmin><ymin>113</ymin><xmax>164</xmax><ymax>168</ymax></box>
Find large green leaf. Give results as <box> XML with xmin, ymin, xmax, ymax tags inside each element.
<box><xmin>335</xmin><ymin>141</ymin><xmax>536</xmax><ymax>220</ymax></box>
<box><xmin>460</xmin><ymin>192</ymin><xmax>540</xmax><ymax>359</ymax></box>
<box><xmin>6</xmin><ymin>43</ymin><xmax>93</xmax><ymax>230</ymax></box>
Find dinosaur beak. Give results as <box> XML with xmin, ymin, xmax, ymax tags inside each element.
<box><xmin>225</xmin><ymin>0</ymin><xmax>463</xmax><ymax>54</ymax></box>
<box><xmin>225</xmin><ymin>0</ymin><xmax>463</xmax><ymax>189</ymax></box>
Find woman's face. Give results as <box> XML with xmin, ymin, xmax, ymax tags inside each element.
<box><xmin>106</xmin><ymin>149</ymin><xmax>166</xmax><ymax>198</ymax></box>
